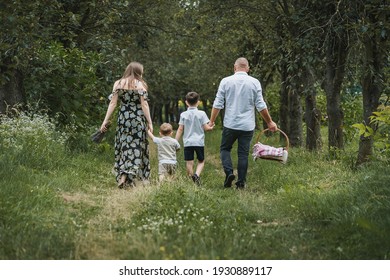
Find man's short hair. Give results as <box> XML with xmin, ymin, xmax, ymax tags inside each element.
<box><xmin>234</xmin><ymin>57</ymin><xmax>249</xmax><ymax>69</ymax></box>
<box><xmin>160</xmin><ymin>123</ymin><xmax>173</xmax><ymax>136</ymax></box>
<box><xmin>186</xmin><ymin>91</ymin><xmax>199</xmax><ymax>106</ymax></box>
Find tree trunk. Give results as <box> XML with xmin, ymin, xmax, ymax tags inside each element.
<box><xmin>356</xmin><ymin>34</ymin><xmax>384</xmax><ymax>165</ymax></box>
<box><xmin>260</xmin><ymin>79</ymin><xmax>268</xmax><ymax>130</ymax></box>
<box><xmin>154</xmin><ymin>103</ymin><xmax>163</xmax><ymax>125</ymax></box>
<box><xmin>304</xmin><ymin>67</ymin><xmax>322</xmax><ymax>150</ymax></box>
<box><xmin>164</xmin><ymin>103</ymin><xmax>169</xmax><ymax>123</ymax></box>
<box><xmin>259</xmin><ymin>72</ymin><xmax>274</xmax><ymax>131</ymax></box>
<box><xmin>172</xmin><ymin>98</ymin><xmax>179</xmax><ymax>124</ymax></box>
<box><xmin>278</xmin><ymin>54</ymin><xmax>303</xmax><ymax>147</ymax></box>
<box><xmin>150</xmin><ymin>104</ymin><xmax>156</xmax><ymax>123</ymax></box>
<box><xmin>279</xmin><ymin>60</ymin><xmax>289</xmax><ymax>136</ymax></box>
<box><xmin>202</xmin><ymin>98</ymin><xmax>209</xmax><ymax>116</ymax></box>
<box><xmin>0</xmin><ymin>68</ymin><xmax>25</xmax><ymax>114</ymax></box>
<box><xmin>323</xmin><ymin>31</ymin><xmax>348</xmax><ymax>154</ymax></box>
<box><xmin>288</xmin><ymin>88</ymin><xmax>303</xmax><ymax>147</ymax></box>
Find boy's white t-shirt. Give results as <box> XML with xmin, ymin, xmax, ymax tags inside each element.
<box><xmin>153</xmin><ymin>136</ymin><xmax>180</xmax><ymax>164</ymax></box>
<box><xmin>179</xmin><ymin>107</ymin><xmax>209</xmax><ymax>147</ymax></box>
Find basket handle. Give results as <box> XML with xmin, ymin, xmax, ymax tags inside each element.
<box><xmin>255</xmin><ymin>128</ymin><xmax>290</xmax><ymax>152</ymax></box>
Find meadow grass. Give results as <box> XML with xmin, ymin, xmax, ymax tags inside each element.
<box><xmin>0</xmin><ymin>116</ymin><xmax>389</xmax><ymax>260</ymax></box>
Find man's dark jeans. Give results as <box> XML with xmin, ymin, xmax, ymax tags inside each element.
<box><xmin>220</xmin><ymin>127</ymin><xmax>254</xmax><ymax>186</ymax></box>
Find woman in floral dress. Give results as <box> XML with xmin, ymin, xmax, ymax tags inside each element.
<box><xmin>100</xmin><ymin>62</ymin><xmax>153</xmax><ymax>188</ymax></box>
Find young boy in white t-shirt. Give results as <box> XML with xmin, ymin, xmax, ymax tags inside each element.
<box><xmin>148</xmin><ymin>123</ymin><xmax>180</xmax><ymax>182</ymax></box>
<box><xmin>175</xmin><ymin>91</ymin><xmax>214</xmax><ymax>185</ymax></box>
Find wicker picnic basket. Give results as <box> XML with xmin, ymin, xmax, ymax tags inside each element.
<box><xmin>252</xmin><ymin>128</ymin><xmax>289</xmax><ymax>164</ymax></box>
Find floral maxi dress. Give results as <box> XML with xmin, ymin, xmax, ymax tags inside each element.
<box><xmin>113</xmin><ymin>88</ymin><xmax>150</xmax><ymax>183</ymax></box>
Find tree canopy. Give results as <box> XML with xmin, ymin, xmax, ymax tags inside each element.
<box><xmin>1</xmin><ymin>0</ymin><xmax>389</xmax><ymax>163</ymax></box>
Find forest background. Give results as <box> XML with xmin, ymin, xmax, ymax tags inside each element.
<box><xmin>1</xmin><ymin>0</ymin><xmax>390</xmax><ymax>162</ymax></box>
<box><xmin>0</xmin><ymin>0</ymin><xmax>389</xmax><ymax>260</ymax></box>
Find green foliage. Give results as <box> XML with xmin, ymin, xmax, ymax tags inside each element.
<box><xmin>0</xmin><ymin>112</ymin><xmax>73</xmax><ymax>259</ymax></box>
<box><xmin>369</xmin><ymin>105</ymin><xmax>390</xmax><ymax>156</ymax></box>
<box><xmin>25</xmin><ymin>42</ymin><xmax>109</xmax><ymax>128</ymax></box>
<box><xmin>342</xmin><ymin>92</ymin><xmax>364</xmax><ymax>127</ymax></box>
<box><xmin>0</xmin><ymin>112</ymin><xmax>112</xmax><ymax>259</ymax></box>
<box><xmin>353</xmin><ymin>104</ymin><xmax>390</xmax><ymax>159</ymax></box>
<box><xmin>0</xmin><ymin>111</ymin><xmax>68</xmax><ymax>170</ymax></box>
<box><xmin>352</xmin><ymin>123</ymin><xmax>374</xmax><ymax>138</ymax></box>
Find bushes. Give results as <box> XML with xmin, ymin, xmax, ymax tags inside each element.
<box><xmin>24</xmin><ymin>42</ymin><xmax>111</xmax><ymax>129</ymax></box>
<box><xmin>353</xmin><ymin>104</ymin><xmax>390</xmax><ymax>161</ymax></box>
<box><xmin>0</xmin><ymin>112</ymin><xmax>76</xmax><ymax>259</ymax></box>
<box><xmin>369</xmin><ymin>105</ymin><xmax>390</xmax><ymax>158</ymax></box>
<box><xmin>0</xmin><ymin>111</ymin><xmax>114</xmax><ymax>259</ymax></box>
<box><xmin>0</xmin><ymin>112</ymin><xmax>68</xmax><ymax>171</ymax></box>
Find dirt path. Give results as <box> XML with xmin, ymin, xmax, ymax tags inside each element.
<box><xmin>61</xmin><ymin>182</ymin><xmax>158</xmax><ymax>259</ymax></box>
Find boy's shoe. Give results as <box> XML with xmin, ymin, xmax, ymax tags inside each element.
<box><xmin>192</xmin><ymin>174</ymin><xmax>201</xmax><ymax>186</ymax></box>
<box><xmin>224</xmin><ymin>173</ymin><xmax>235</xmax><ymax>188</ymax></box>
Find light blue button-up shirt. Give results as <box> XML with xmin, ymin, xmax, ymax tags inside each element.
<box><xmin>212</xmin><ymin>71</ymin><xmax>267</xmax><ymax>131</ymax></box>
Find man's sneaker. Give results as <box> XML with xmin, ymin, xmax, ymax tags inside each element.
<box><xmin>236</xmin><ymin>182</ymin><xmax>246</xmax><ymax>190</ymax></box>
<box><xmin>192</xmin><ymin>174</ymin><xmax>201</xmax><ymax>186</ymax></box>
<box><xmin>224</xmin><ymin>173</ymin><xmax>235</xmax><ymax>188</ymax></box>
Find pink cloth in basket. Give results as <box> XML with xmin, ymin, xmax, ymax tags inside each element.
<box><xmin>252</xmin><ymin>142</ymin><xmax>284</xmax><ymax>159</ymax></box>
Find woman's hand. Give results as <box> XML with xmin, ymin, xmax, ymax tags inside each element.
<box><xmin>100</xmin><ymin>120</ymin><xmax>110</xmax><ymax>132</ymax></box>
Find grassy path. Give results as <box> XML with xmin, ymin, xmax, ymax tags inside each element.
<box><xmin>1</xmin><ymin>129</ymin><xmax>390</xmax><ymax>259</ymax></box>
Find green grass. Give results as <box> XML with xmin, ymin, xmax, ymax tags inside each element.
<box><xmin>1</xmin><ymin>116</ymin><xmax>389</xmax><ymax>260</ymax></box>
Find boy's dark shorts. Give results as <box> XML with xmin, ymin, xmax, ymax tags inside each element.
<box><xmin>184</xmin><ymin>146</ymin><xmax>205</xmax><ymax>161</ymax></box>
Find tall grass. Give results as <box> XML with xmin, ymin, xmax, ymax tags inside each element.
<box><xmin>0</xmin><ymin>115</ymin><xmax>389</xmax><ymax>260</ymax></box>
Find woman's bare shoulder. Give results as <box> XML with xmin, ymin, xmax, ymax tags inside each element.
<box><xmin>113</xmin><ymin>79</ymin><xmax>124</xmax><ymax>90</ymax></box>
<box><xmin>134</xmin><ymin>79</ymin><xmax>147</xmax><ymax>91</ymax></box>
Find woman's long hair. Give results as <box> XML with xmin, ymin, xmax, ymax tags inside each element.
<box><xmin>121</xmin><ymin>61</ymin><xmax>148</xmax><ymax>90</ymax></box>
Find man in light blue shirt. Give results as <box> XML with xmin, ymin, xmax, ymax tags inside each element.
<box><xmin>209</xmin><ymin>57</ymin><xmax>277</xmax><ymax>189</ymax></box>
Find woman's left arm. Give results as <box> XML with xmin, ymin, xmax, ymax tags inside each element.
<box><xmin>100</xmin><ymin>92</ymin><xmax>118</xmax><ymax>132</ymax></box>
<box><xmin>140</xmin><ymin>96</ymin><xmax>153</xmax><ymax>133</ymax></box>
